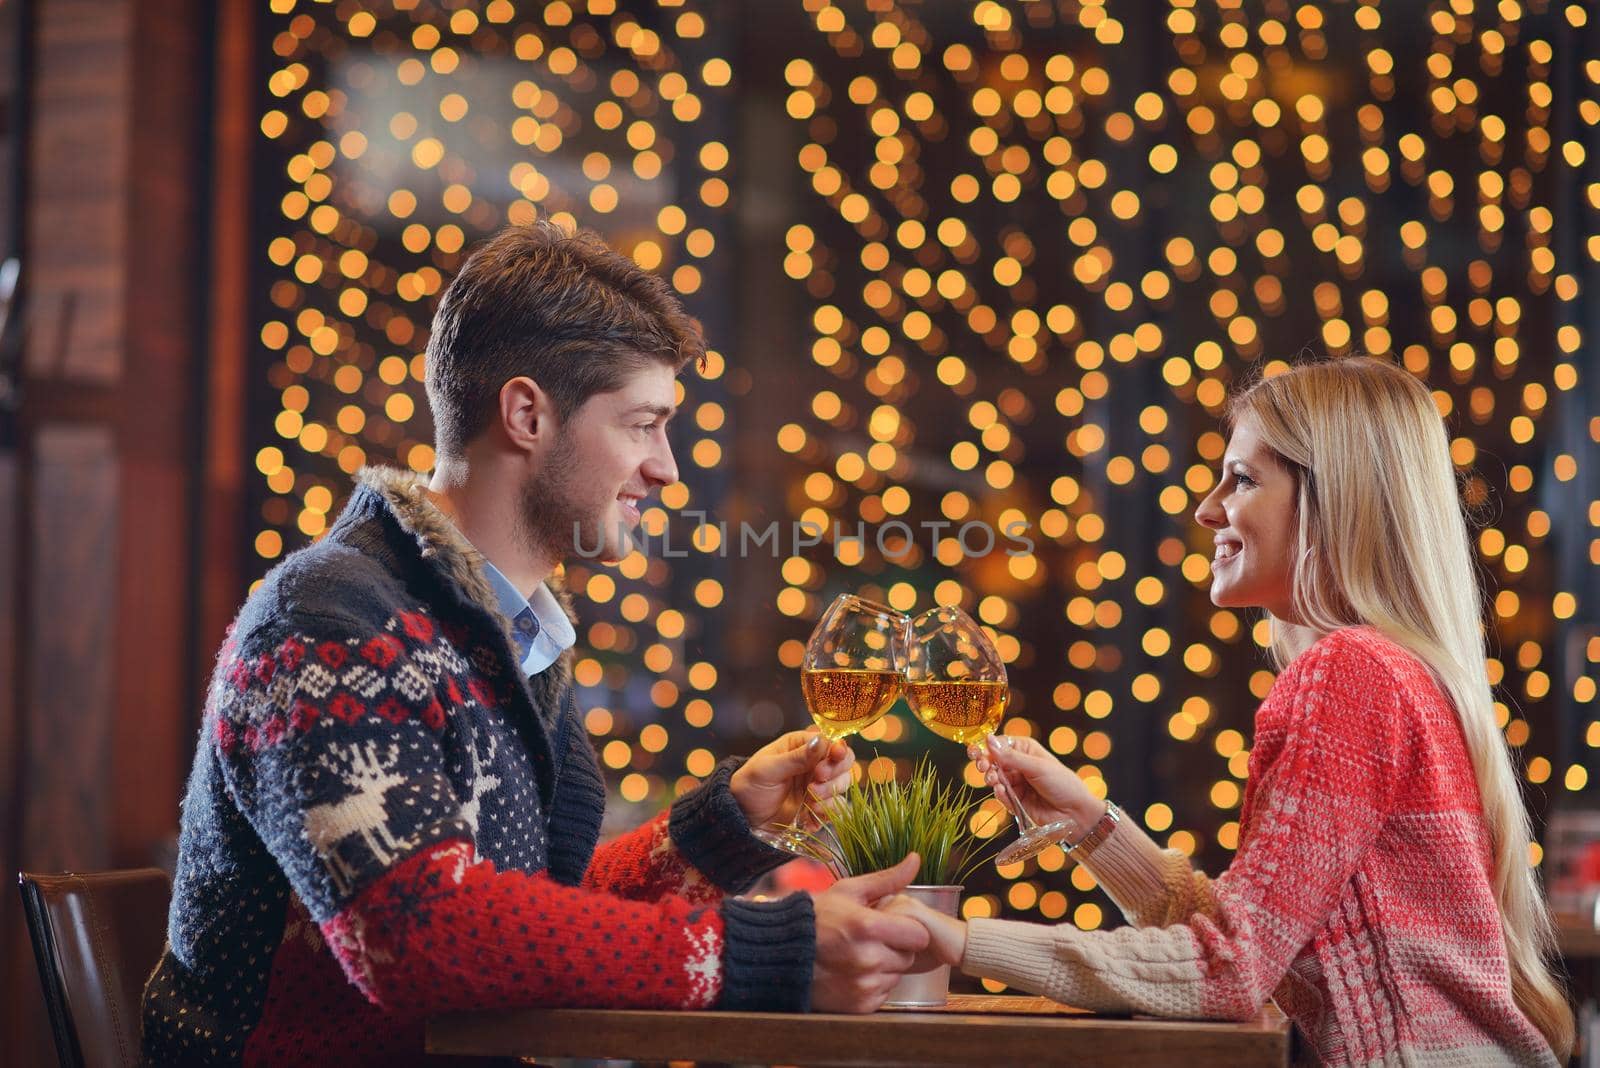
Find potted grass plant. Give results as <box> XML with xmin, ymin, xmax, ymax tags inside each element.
<box><xmin>801</xmin><ymin>756</ymin><xmax>996</xmax><ymax>1007</ymax></box>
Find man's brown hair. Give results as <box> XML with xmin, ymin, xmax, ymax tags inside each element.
<box><xmin>424</xmin><ymin>220</ymin><xmax>705</xmax><ymax>457</ymax></box>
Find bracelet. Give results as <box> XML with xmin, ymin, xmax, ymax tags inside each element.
<box><xmin>1063</xmin><ymin>801</ymin><xmax>1121</xmax><ymax>862</ymax></box>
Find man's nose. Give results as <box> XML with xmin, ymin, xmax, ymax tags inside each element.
<box><xmin>643</xmin><ymin>435</ymin><xmax>679</xmax><ymax>488</ymax></box>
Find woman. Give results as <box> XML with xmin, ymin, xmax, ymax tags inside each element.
<box><xmin>890</xmin><ymin>358</ymin><xmax>1571</xmax><ymax>1065</ymax></box>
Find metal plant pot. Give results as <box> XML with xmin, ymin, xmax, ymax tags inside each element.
<box><xmin>882</xmin><ymin>885</ymin><xmax>962</xmax><ymax>1009</ymax></box>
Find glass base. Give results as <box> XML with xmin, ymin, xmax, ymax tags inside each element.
<box><xmin>754</xmin><ymin>824</ymin><xmax>845</xmax><ymax>874</ymax></box>
<box><xmin>753</xmin><ymin>825</ymin><xmax>815</xmax><ymax>856</ymax></box>
<box><xmin>993</xmin><ymin>818</ymin><xmax>1078</xmax><ymax>866</ymax></box>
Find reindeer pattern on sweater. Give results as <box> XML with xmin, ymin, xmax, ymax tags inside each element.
<box><xmin>143</xmin><ymin>468</ymin><xmax>816</xmax><ymax>1067</ymax></box>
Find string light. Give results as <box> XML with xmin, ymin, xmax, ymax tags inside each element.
<box><xmin>781</xmin><ymin>0</ymin><xmax>1595</xmax><ymax>939</ymax></box>
<box><xmin>253</xmin><ymin>0</ymin><xmax>736</xmax><ymax>814</ymax></box>
<box><xmin>249</xmin><ymin>2</ymin><xmax>1595</xmax><ymax>947</ymax></box>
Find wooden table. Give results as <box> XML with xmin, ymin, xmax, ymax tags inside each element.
<box><xmin>427</xmin><ymin>994</ymin><xmax>1294</xmax><ymax>1066</ymax></box>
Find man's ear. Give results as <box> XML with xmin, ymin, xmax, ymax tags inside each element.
<box><xmin>497</xmin><ymin>376</ymin><xmax>557</xmax><ymax>453</ymax></box>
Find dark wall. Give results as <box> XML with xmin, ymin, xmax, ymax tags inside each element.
<box><xmin>0</xmin><ymin>0</ymin><xmax>250</xmax><ymax>1060</ymax></box>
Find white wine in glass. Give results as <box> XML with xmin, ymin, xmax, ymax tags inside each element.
<box><xmin>906</xmin><ymin>605</ymin><xmax>1076</xmax><ymax>866</ymax></box>
<box><xmin>903</xmin><ymin>679</ymin><xmax>1007</xmax><ymax>744</ymax></box>
<box><xmin>802</xmin><ymin>668</ymin><xmax>903</xmax><ymax>739</ymax></box>
<box><xmin>753</xmin><ymin>594</ymin><xmax>909</xmax><ymax>857</ymax></box>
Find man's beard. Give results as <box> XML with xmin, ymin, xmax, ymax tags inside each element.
<box><xmin>515</xmin><ymin>430</ymin><xmax>602</xmax><ymax>566</ymax></box>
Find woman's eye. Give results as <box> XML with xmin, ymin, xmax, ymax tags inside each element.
<box><xmin>1232</xmin><ymin>472</ymin><xmax>1254</xmax><ymax>487</ymax></box>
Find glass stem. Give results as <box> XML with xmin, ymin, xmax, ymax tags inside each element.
<box><xmin>997</xmin><ymin>775</ymin><xmax>1041</xmax><ymax>835</ymax></box>
<box><xmin>773</xmin><ymin>782</ymin><xmax>813</xmax><ymax>839</ymax></box>
<box><xmin>983</xmin><ymin>734</ymin><xmax>1040</xmax><ymax>834</ymax></box>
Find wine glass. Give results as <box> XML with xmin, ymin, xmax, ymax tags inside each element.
<box><xmin>753</xmin><ymin>593</ymin><xmax>909</xmax><ymax>857</ymax></box>
<box><xmin>905</xmin><ymin>605</ymin><xmax>1075</xmax><ymax>866</ymax></box>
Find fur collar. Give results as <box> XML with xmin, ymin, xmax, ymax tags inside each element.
<box><xmin>355</xmin><ymin>466</ymin><xmax>578</xmax><ymax>698</ymax></box>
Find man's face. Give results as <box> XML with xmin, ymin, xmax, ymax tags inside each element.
<box><xmin>519</xmin><ymin>362</ymin><xmax>679</xmax><ymax>566</ymax></box>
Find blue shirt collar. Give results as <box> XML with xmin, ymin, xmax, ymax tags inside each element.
<box><xmin>478</xmin><ymin>556</ymin><xmax>577</xmax><ymax>677</ymax></box>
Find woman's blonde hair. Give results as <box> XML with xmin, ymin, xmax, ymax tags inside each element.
<box><xmin>1230</xmin><ymin>356</ymin><xmax>1572</xmax><ymax>1057</ymax></box>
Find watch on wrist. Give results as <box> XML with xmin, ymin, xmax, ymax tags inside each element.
<box><xmin>1063</xmin><ymin>800</ymin><xmax>1121</xmax><ymax>862</ymax></box>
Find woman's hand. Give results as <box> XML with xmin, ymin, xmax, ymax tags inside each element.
<box><xmin>970</xmin><ymin>734</ymin><xmax>1104</xmax><ymax>835</ymax></box>
<box><xmin>881</xmin><ymin>894</ymin><xmax>968</xmax><ymax>970</ymax></box>
<box><xmin>730</xmin><ymin>728</ymin><xmax>855</xmax><ymax>829</ymax></box>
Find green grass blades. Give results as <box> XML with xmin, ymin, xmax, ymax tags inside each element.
<box><xmin>806</xmin><ymin>755</ymin><xmax>996</xmax><ymax>885</ymax></box>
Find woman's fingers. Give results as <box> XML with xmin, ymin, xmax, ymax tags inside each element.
<box><xmin>984</xmin><ymin>766</ymin><xmax>1028</xmax><ymax>789</ymax></box>
<box><xmin>984</xmin><ymin>772</ymin><xmax>1026</xmax><ymax>814</ymax></box>
<box><xmin>986</xmin><ymin>733</ymin><xmax>1051</xmax><ymax>777</ymax></box>
<box><xmin>982</xmin><ymin>735</ymin><xmax>1098</xmax><ymax>822</ymax></box>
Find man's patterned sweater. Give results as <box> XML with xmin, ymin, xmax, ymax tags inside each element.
<box><xmin>143</xmin><ymin>467</ymin><xmax>814</xmax><ymax>1065</ymax></box>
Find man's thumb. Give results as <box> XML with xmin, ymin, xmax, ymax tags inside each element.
<box><xmin>837</xmin><ymin>852</ymin><xmax>920</xmax><ymax>903</ymax></box>
<box><xmin>767</xmin><ymin>733</ymin><xmax>825</xmax><ymax>780</ymax></box>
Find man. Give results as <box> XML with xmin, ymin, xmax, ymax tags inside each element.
<box><xmin>143</xmin><ymin>222</ymin><xmax>928</xmax><ymax>1065</ymax></box>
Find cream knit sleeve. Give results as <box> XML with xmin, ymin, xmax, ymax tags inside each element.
<box><xmin>962</xmin><ymin>915</ymin><xmax>1211</xmax><ymax>1018</ymax></box>
<box><xmin>1076</xmin><ymin>817</ymin><xmax>1221</xmax><ymax>928</ymax></box>
<box><xmin>958</xmin><ymin>821</ymin><xmax>1224</xmax><ymax>1019</ymax></box>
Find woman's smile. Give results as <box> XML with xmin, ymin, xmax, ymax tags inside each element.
<box><xmin>1212</xmin><ymin>535</ymin><xmax>1243</xmax><ymax>567</ymax></box>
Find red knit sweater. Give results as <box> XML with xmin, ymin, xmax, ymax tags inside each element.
<box><xmin>962</xmin><ymin>626</ymin><xmax>1559</xmax><ymax>1066</ymax></box>
<box><xmin>241</xmin><ymin>814</ymin><xmax>724</xmax><ymax>1065</ymax></box>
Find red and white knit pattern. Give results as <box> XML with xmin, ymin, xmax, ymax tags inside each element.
<box><xmin>243</xmin><ymin>825</ymin><xmax>729</xmax><ymax>1068</ymax></box>
<box><xmin>962</xmin><ymin>627</ymin><xmax>1559</xmax><ymax>1067</ymax></box>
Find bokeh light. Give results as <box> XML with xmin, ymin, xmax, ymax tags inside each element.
<box><xmin>248</xmin><ymin>1</ymin><xmax>1596</xmax><ymax>948</ymax></box>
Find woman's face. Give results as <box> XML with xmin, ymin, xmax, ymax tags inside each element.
<box><xmin>1194</xmin><ymin>413</ymin><xmax>1300</xmax><ymax>621</ymax></box>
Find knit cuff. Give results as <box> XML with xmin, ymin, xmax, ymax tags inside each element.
<box><xmin>961</xmin><ymin>917</ymin><xmax>1063</xmax><ymax>996</ymax></box>
<box><xmin>669</xmin><ymin>757</ymin><xmax>794</xmax><ymax>894</ymax></box>
<box><xmin>717</xmin><ymin>893</ymin><xmax>816</xmax><ymax>1012</ymax></box>
<box><xmin>1078</xmin><ymin>817</ymin><xmax>1175</xmax><ymax>925</ymax></box>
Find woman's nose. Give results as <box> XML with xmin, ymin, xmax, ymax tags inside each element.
<box><xmin>1195</xmin><ymin>485</ymin><xmax>1225</xmax><ymax>529</ymax></box>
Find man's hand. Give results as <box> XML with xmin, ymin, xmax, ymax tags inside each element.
<box><xmin>881</xmin><ymin>893</ymin><xmax>969</xmax><ymax>971</ymax></box>
<box><xmin>730</xmin><ymin>728</ymin><xmax>855</xmax><ymax>830</ymax></box>
<box><xmin>809</xmin><ymin>854</ymin><xmax>929</xmax><ymax>1013</ymax></box>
